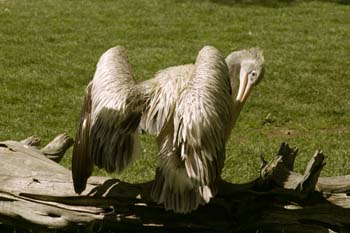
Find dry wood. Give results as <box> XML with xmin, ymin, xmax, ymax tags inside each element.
<box><xmin>0</xmin><ymin>135</ymin><xmax>350</xmax><ymax>232</ymax></box>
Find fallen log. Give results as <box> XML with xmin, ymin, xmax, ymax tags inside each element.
<box><xmin>0</xmin><ymin>134</ymin><xmax>350</xmax><ymax>233</ymax></box>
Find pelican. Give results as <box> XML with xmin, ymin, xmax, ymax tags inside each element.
<box><xmin>72</xmin><ymin>45</ymin><xmax>264</xmax><ymax>214</ymax></box>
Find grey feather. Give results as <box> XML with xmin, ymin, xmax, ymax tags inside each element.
<box><xmin>72</xmin><ymin>82</ymin><xmax>93</xmax><ymax>194</ymax></box>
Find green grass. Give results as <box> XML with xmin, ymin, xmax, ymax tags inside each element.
<box><xmin>1</xmin><ymin>0</ymin><xmax>350</xmax><ymax>184</ymax></box>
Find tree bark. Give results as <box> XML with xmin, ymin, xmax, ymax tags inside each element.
<box><xmin>0</xmin><ymin>135</ymin><xmax>350</xmax><ymax>233</ymax></box>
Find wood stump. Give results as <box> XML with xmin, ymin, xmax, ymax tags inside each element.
<box><xmin>0</xmin><ymin>134</ymin><xmax>350</xmax><ymax>232</ymax></box>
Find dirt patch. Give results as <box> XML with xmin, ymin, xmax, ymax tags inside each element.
<box><xmin>267</xmin><ymin>129</ymin><xmax>304</xmax><ymax>138</ymax></box>
<box><xmin>318</xmin><ymin>127</ymin><xmax>350</xmax><ymax>134</ymax></box>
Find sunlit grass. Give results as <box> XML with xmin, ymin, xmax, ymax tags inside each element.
<box><xmin>0</xmin><ymin>0</ymin><xmax>349</xmax><ymax>185</ymax></box>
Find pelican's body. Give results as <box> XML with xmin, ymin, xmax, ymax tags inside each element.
<box><xmin>72</xmin><ymin>45</ymin><xmax>264</xmax><ymax>214</ymax></box>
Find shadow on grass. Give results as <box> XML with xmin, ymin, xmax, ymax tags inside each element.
<box><xmin>320</xmin><ymin>0</ymin><xmax>350</xmax><ymax>4</ymax></box>
<box><xmin>210</xmin><ymin>0</ymin><xmax>296</xmax><ymax>8</ymax></box>
<box><xmin>208</xmin><ymin>0</ymin><xmax>349</xmax><ymax>7</ymax></box>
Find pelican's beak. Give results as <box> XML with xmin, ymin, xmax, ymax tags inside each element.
<box><xmin>236</xmin><ymin>70</ymin><xmax>253</xmax><ymax>103</ymax></box>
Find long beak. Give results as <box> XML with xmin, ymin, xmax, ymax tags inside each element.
<box><xmin>236</xmin><ymin>70</ymin><xmax>253</xmax><ymax>103</ymax></box>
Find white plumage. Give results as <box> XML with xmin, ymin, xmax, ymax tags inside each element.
<box><xmin>72</xmin><ymin>45</ymin><xmax>264</xmax><ymax>214</ymax></box>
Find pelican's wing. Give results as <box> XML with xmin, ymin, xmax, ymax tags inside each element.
<box><xmin>173</xmin><ymin>46</ymin><xmax>233</xmax><ymax>186</ymax></box>
<box><xmin>72</xmin><ymin>46</ymin><xmax>143</xmax><ymax>194</ymax></box>
<box><xmin>140</xmin><ymin>64</ymin><xmax>194</xmax><ymax>135</ymax></box>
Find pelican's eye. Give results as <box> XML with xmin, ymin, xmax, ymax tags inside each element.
<box><xmin>249</xmin><ymin>70</ymin><xmax>257</xmax><ymax>83</ymax></box>
<box><xmin>251</xmin><ymin>70</ymin><xmax>257</xmax><ymax>77</ymax></box>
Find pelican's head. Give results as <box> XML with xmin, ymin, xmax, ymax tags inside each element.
<box><xmin>225</xmin><ymin>49</ymin><xmax>264</xmax><ymax>103</ymax></box>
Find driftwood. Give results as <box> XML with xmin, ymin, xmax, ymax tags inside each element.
<box><xmin>0</xmin><ymin>134</ymin><xmax>350</xmax><ymax>232</ymax></box>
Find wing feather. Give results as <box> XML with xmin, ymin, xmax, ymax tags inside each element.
<box><xmin>89</xmin><ymin>46</ymin><xmax>142</xmax><ymax>173</ymax></box>
<box><xmin>72</xmin><ymin>46</ymin><xmax>143</xmax><ymax>193</ymax></box>
<box><xmin>173</xmin><ymin>46</ymin><xmax>233</xmax><ymax>186</ymax></box>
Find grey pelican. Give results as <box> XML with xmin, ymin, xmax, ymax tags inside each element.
<box><xmin>72</xmin><ymin>45</ymin><xmax>264</xmax><ymax>214</ymax></box>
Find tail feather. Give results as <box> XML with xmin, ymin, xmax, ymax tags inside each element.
<box><xmin>153</xmin><ymin>124</ymin><xmax>217</xmax><ymax>213</ymax></box>
<box><xmin>151</xmin><ymin>168</ymin><xmax>215</xmax><ymax>214</ymax></box>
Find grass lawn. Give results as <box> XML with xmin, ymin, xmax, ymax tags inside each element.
<box><xmin>0</xmin><ymin>0</ymin><xmax>349</xmax><ymax>184</ymax></box>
